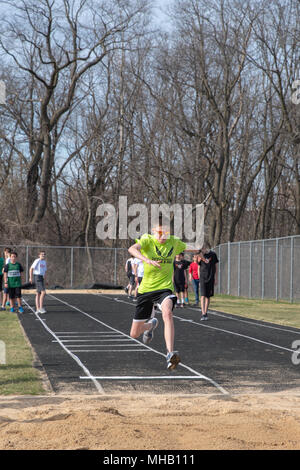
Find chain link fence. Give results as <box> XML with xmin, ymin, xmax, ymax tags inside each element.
<box><xmin>1</xmin><ymin>234</ymin><xmax>299</xmax><ymax>301</ymax></box>
<box><xmin>0</xmin><ymin>245</ymin><xmax>129</xmax><ymax>290</ymax></box>
<box><xmin>216</xmin><ymin>235</ymin><xmax>300</xmax><ymax>302</ymax></box>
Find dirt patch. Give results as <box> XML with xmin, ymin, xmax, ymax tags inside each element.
<box><xmin>0</xmin><ymin>391</ymin><xmax>300</xmax><ymax>450</ymax></box>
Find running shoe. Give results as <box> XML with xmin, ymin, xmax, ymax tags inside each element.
<box><xmin>143</xmin><ymin>317</ymin><xmax>158</xmax><ymax>345</ymax></box>
<box><xmin>166</xmin><ymin>351</ymin><xmax>181</xmax><ymax>370</ymax></box>
<box><xmin>6</xmin><ymin>302</ymin><xmax>10</xmax><ymax>306</ymax></box>
<box><xmin>10</xmin><ymin>308</ymin><xmax>15</xmax><ymax>313</ymax></box>
<box><xmin>18</xmin><ymin>307</ymin><xmax>24</xmax><ymax>313</ymax></box>
<box><xmin>200</xmin><ymin>314</ymin><xmax>208</xmax><ymax>321</ymax></box>
<box><xmin>1</xmin><ymin>306</ymin><xmax>5</xmax><ymax>311</ymax></box>
<box><xmin>39</xmin><ymin>308</ymin><xmax>46</xmax><ymax>314</ymax></box>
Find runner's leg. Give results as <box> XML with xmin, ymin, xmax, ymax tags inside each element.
<box><xmin>160</xmin><ymin>297</ymin><xmax>175</xmax><ymax>353</ymax></box>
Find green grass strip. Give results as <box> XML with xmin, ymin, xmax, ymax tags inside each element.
<box><xmin>187</xmin><ymin>292</ymin><xmax>300</xmax><ymax>328</ymax></box>
<box><xmin>0</xmin><ymin>310</ymin><xmax>45</xmax><ymax>395</ymax></box>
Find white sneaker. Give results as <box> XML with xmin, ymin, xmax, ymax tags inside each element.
<box><xmin>166</xmin><ymin>351</ymin><xmax>181</xmax><ymax>370</ymax></box>
<box><xmin>39</xmin><ymin>308</ymin><xmax>46</xmax><ymax>314</ymax></box>
<box><xmin>143</xmin><ymin>318</ymin><xmax>158</xmax><ymax>345</ymax></box>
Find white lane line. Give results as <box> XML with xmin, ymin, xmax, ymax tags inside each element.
<box><xmin>66</xmin><ymin>344</ymin><xmax>143</xmax><ymax>348</ymax></box>
<box><xmin>100</xmin><ymin>294</ymin><xmax>296</xmax><ymax>354</ymax></box>
<box><xmin>56</xmin><ymin>334</ymin><xmax>124</xmax><ymax>338</ymax></box>
<box><xmin>172</xmin><ymin>314</ymin><xmax>296</xmax><ymax>353</ymax></box>
<box><xmin>72</xmin><ymin>350</ymin><xmax>150</xmax><ymax>353</ymax></box>
<box><xmin>205</xmin><ymin>309</ymin><xmax>300</xmax><ymax>335</ymax></box>
<box><xmin>86</xmin><ymin>293</ymin><xmax>229</xmax><ymax>394</ymax></box>
<box><xmin>22</xmin><ymin>298</ymin><xmax>105</xmax><ymax>394</ymax></box>
<box><xmin>54</xmin><ymin>332</ymin><xmax>118</xmax><ymax>334</ymax></box>
<box><xmin>103</xmin><ymin>294</ymin><xmax>300</xmax><ymax>335</ymax></box>
<box><xmin>54</xmin><ymin>339</ymin><xmax>134</xmax><ymax>342</ymax></box>
<box><xmin>80</xmin><ymin>376</ymin><xmax>211</xmax><ymax>380</ymax></box>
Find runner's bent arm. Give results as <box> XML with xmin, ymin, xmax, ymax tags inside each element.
<box><xmin>128</xmin><ymin>243</ymin><xmax>161</xmax><ymax>269</ymax></box>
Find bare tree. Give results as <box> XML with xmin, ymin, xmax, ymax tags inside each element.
<box><xmin>0</xmin><ymin>0</ymin><xmax>149</xmax><ymax>234</ymax></box>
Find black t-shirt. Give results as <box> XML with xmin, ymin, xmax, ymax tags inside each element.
<box><xmin>173</xmin><ymin>260</ymin><xmax>188</xmax><ymax>283</ymax></box>
<box><xmin>199</xmin><ymin>251</ymin><xmax>218</xmax><ymax>282</ymax></box>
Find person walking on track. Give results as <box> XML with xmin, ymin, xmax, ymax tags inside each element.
<box><xmin>198</xmin><ymin>242</ymin><xmax>219</xmax><ymax>321</ymax></box>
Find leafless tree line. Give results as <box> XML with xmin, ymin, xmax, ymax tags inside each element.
<box><xmin>0</xmin><ymin>0</ymin><xmax>299</xmax><ymax>248</ymax></box>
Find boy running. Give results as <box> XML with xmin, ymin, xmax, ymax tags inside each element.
<box><xmin>3</xmin><ymin>251</ymin><xmax>24</xmax><ymax>313</ymax></box>
<box><xmin>128</xmin><ymin>225</ymin><xmax>198</xmax><ymax>370</ymax></box>
<box><xmin>29</xmin><ymin>251</ymin><xmax>47</xmax><ymax>314</ymax></box>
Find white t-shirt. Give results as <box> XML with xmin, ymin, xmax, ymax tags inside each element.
<box><xmin>31</xmin><ymin>259</ymin><xmax>47</xmax><ymax>276</ymax></box>
<box><xmin>132</xmin><ymin>258</ymin><xmax>144</xmax><ymax>278</ymax></box>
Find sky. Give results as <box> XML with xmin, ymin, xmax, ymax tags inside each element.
<box><xmin>153</xmin><ymin>0</ymin><xmax>173</xmax><ymax>29</ymax></box>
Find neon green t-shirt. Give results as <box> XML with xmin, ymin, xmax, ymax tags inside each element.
<box><xmin>136</xmin><ymin>234</ymin><xmax>186</xmax><ymax>294</ymax></box>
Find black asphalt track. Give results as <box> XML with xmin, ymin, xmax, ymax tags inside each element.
<box><xmin>19</xmin><ymin>293</ymin><xmax>300</xmax><ymax>395</ymax></box>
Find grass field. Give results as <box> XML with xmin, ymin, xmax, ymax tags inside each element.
<box><xmin>205</xmin><ymin>294</ymin><xmax>300</xmax><ymax>329</ymax></box>
<box><xmin>0</xmin><ymin>310</ymin><xmax>45</xmax><ymax>395</ymax></box>
<box><xmin>0</xmin><ymin>293</ymin><xmax>299</xmax><ymax>396</ymax></box>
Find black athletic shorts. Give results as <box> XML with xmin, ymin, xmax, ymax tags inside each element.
<box><xmin>200</xmin><ymin>279</ymin><xmax>215</xmax><ymax>298</ymax></box>
<box><xmin>174</xmin><ymin>281</ymin><xmax>185</xmax><ymax>293</ymax></box>
<box><xmin>133</xmin><ymin>289</ymin><xmax>177</xmax><ymax>322</ymax></box>
<box><xmin>8</xmin><ymin>287</ymin><xmax>22</xmax><ymax>299</ymax></box>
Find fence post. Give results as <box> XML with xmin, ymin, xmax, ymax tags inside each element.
<box><xmin>238</xmin><ymin>242</ymin><xmax>241</xmax><ymax>297</ymax></box>
<box><xmin>262</xmin><ymin>240</ymin><xmax>265</xmax><ymax>299</ymax></box>
<box><xmin>70</xmin><ymin>247</ymin><xmax>74</xmax><ymax>288</ymax></box>
<box><xmin>218</xmin><ymin>245</ymin><xmax>221</xmax><ymax>294</ymax></box>
<box><xmin>249</xmin><ymin>241</ymin><xmax>252</xmax><ymax>298</ymax></box>
<box><xmin>227</xmin><ymin>241</ymin><xmax>230</xmax><ymax>295</ymax></box>
<box><xmin>290</xmin><ymin>237</ymin><xmax>294</xmax><ymax>303</ymax></box>
<box><xmin>279</xmin><ymin>242</ymin><xmax>283</xmax><ymax>299</ymax></box>
<box><xmin>26</xmin><ymin>246</ymin><xmax>29</xmax><ymax>283</ymax></box>
<box><xmin>275</xmin><ymin>238</ymin><xmax>279</xmax><ymax>301</ymax></box>
<box><xmin>114</xmin><ymin>249</ymin><xmax>117</xmax><ymax>286</ymax></box>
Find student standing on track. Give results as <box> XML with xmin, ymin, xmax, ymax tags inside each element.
<box><xmin>1</xmin><ymin>247</ymin><xmax>12</xmax><ymax>310</ymax></box>
<box><xmin>180</xmin><ymin>252</ymin><xmax>191</xmax><ymax>305</ymax></box>
<box><xmin>29</xmin><ymin>251</ymin><xmax>47</xmax><ymax>314</ymax></box>
<box><xmin>124</xmin><ymin>256</ymin><xmax>135</xmax><ymax>298</ymax></box>
<box><xmin>189</xmin><ymin>254</ymin><xmax>200</xmax><ymax>307</ymax></box>
<box><xmin>173</xmin><ymin>253</ymin><xmax>187</xmax><ymax>308</ymax></box>
<box><xmin>3</xmin><ymin>251</ymin><xmax>24</xmax><ymax>313</ymax></box>
<box><xmin>0</xmin><ymin>252</ymin><xmax>4</xmax><ymax>310</ymax></box>
<box><xmin>198</xmin><ymin>242</ymin><xmax>219</xmax><ymax>321</ymax></box>
<box><xmin>132</xmin><ymin>257</ymin><xmax>144</xmax><ymax>301</ymax></box>
<box><xmin>128</xmin><ymin>225</ymin><xmax>198</xmax><ymax>370</ymax></box>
